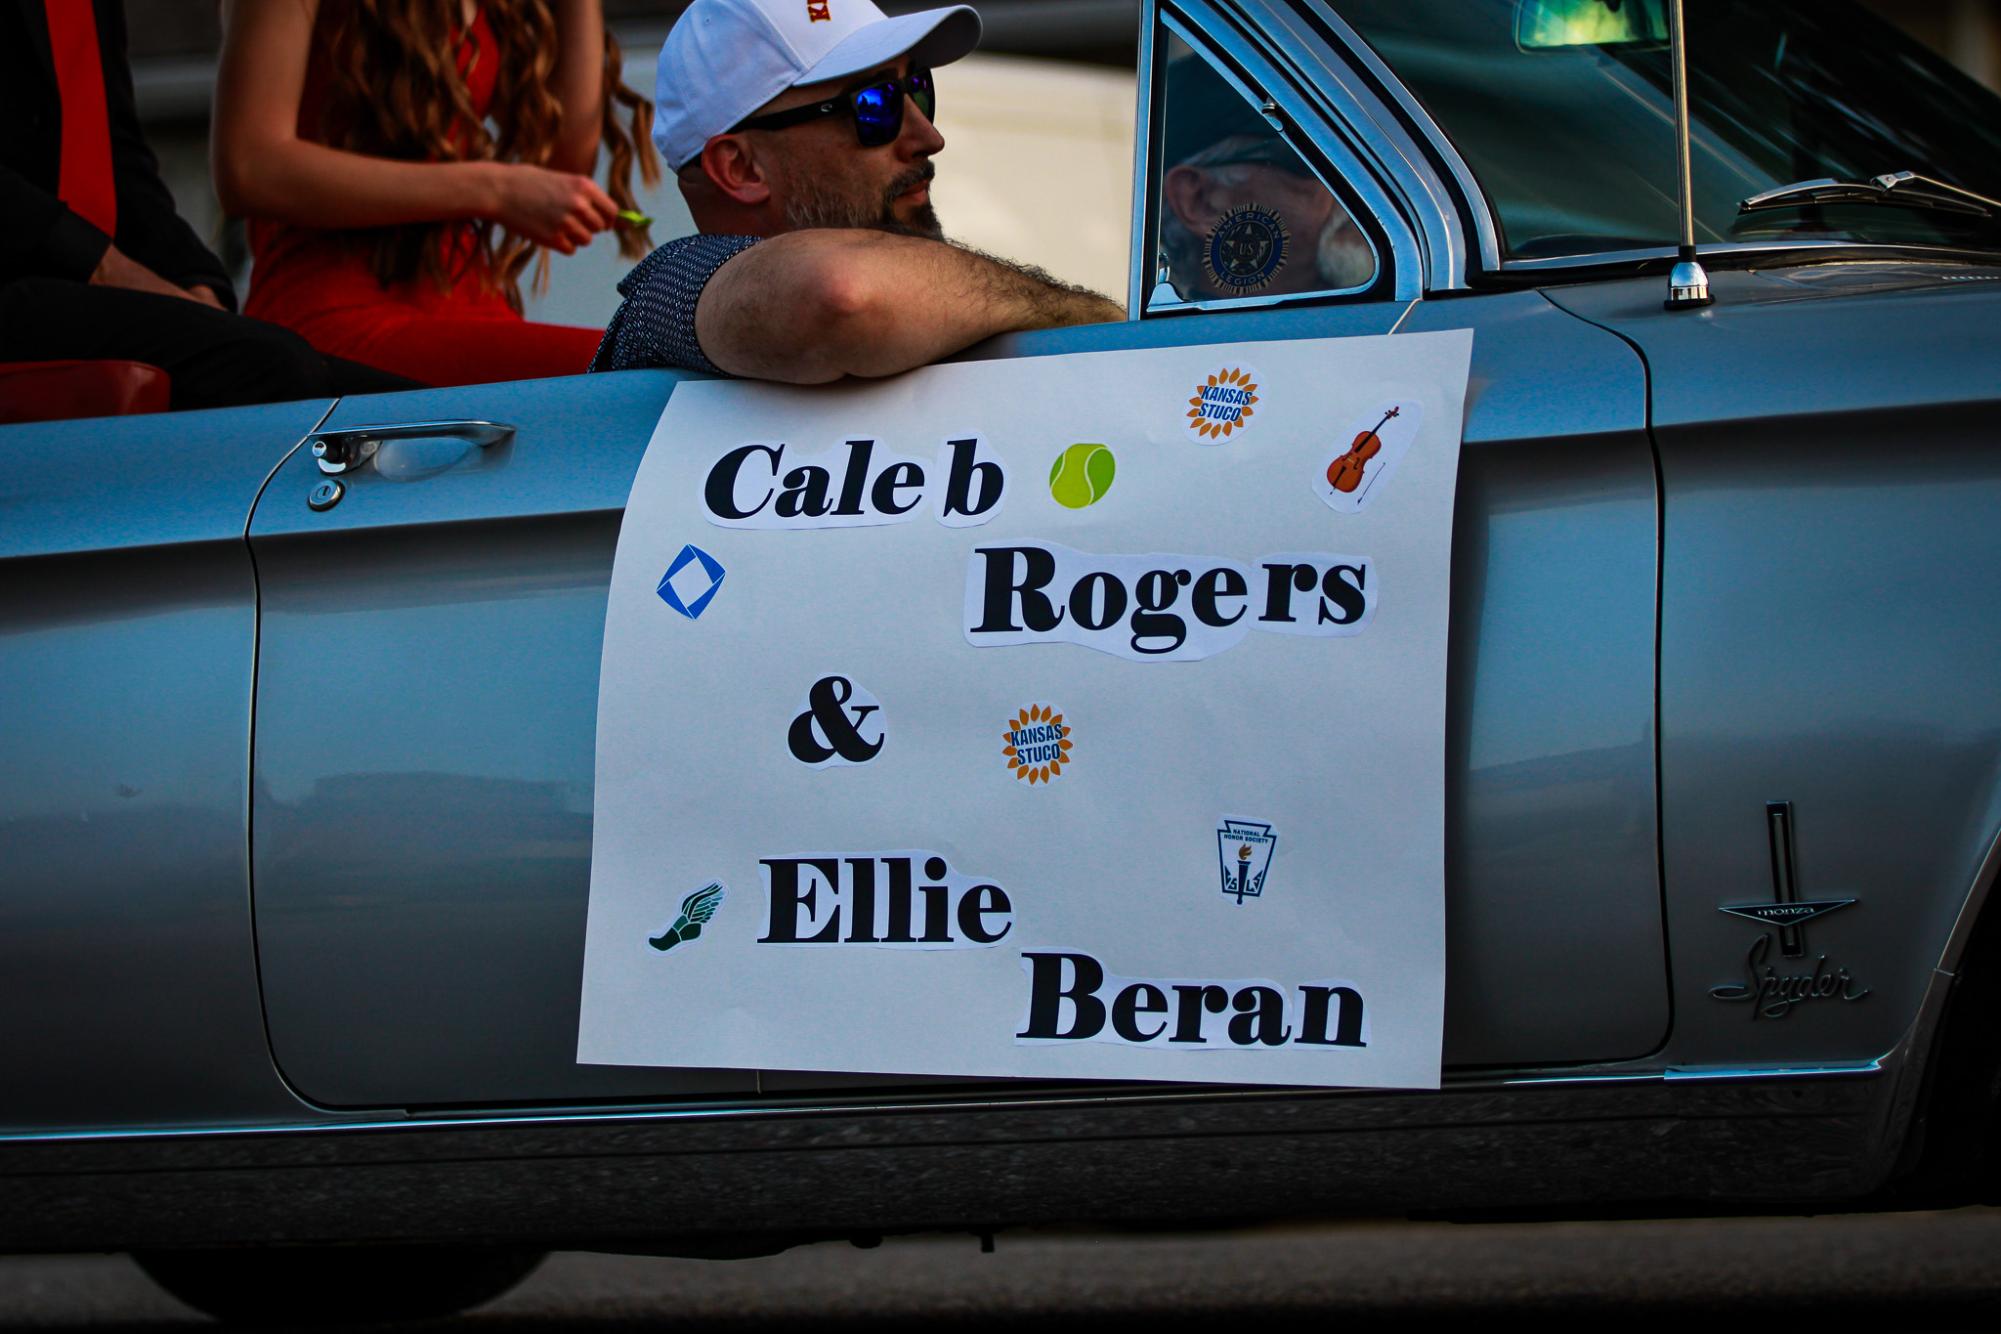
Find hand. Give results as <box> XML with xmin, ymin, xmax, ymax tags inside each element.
<box><xmin>90</xmin><ymin>244</ymin><xmax>209</xmax><ymax>304</ymax></box>
<box><xmin>187</xmin><ymin>284</ymin><xmax>225</xmax><ymax>309</ymax></box>
<box><xmin>490</xmin><ymin>164</ymin><xmax>619</xmax><ymax>255</ymax></box>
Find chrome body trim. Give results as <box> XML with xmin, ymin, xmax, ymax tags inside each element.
<box><xmin>1658</xmin><ymin>1061</ymin><xmax>1882</xmax><ymax>1083</ymax></box>
<box><xmin>0</xmin><ymin>1059</ymin><xmax>1887</xmax><ymax>1147</ymax></box>
<box><xmin>1932</xmin><ymin>825</ymin><xmax>2001</xmax><ymax>981</ymax></box>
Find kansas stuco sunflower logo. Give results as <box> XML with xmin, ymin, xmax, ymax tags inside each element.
<box><xmin>1002</xmin><ymin>704</ymin><xmax>1073</xmax><ymax>785</ymax></box>
<box><xmin>1186</xmin><ymin>367</ymin><xmax>1260</xmax><ymax>442</ymax></box>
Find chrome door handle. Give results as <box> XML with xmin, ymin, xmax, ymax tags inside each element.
<box><xmin>307</xmin><ymin>420</ymin><xmax>516</xmax><ymax>475</ymax></box>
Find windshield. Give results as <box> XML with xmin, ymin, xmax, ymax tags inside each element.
<box><xmin>1327</xmin><ymin>0</ymin><xmax>2001</xmax><ymax>259</ymax></box>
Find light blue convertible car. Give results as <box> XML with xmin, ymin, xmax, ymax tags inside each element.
<box><xmin>4</xmin><ymin>0</ymin><xmax>2001</xmax><ymax>1322</ymax></box>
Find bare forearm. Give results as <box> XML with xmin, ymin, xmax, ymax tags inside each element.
<box><xmin>215</xmin><ymin>0</ymin><xmax>500</xmax><ymax>229</ymax></box>
<box><xmin>215</xmin><ymin>138</ymin><xmax>502</xmax><ymax>230</ymax></box>
<box><xmin>886</xmin><ymin>242</ymin><xmax>1126</xmax><ymax>369</ymax></box>
<box><xmin>548</xmin><ymin>0</ymin><xmax>607</xmax><ymax>174</ymax></box>
<box><xmin>699</xmin><ymin>231</ymin><xmax>1125</xmax><ymax>383</ymax></box>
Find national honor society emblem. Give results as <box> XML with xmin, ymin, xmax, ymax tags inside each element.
<box><xmin>1216</xmin><ymin>819</ymin><xmax>1278</xmax><ymax>904</ymax></box>
<box><xmin>1204</xmin><ymin>204</ymin><xmax>1290</xmax><ymax>293</ymax></box>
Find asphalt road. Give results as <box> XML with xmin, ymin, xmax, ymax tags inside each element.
<box><xmin>3</xmin><ymin>1209</ymin><xmax>1999</xmax><ymax>1331</ymax></box>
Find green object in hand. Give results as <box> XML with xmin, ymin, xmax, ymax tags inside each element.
<box><xmin>617</xmin><ymin>209</ymin><xmax>653</xmax><ymax>228</ymax></box>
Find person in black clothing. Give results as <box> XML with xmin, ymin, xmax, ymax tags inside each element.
<box><xmin>0</xmin><ymin>0</ymin><xmax>412</xmax><ymax>411</ymax></box>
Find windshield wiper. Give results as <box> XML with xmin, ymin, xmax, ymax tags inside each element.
<box><xmin>1740</xmin><ymin>170</ymin><xmax>2001</xmax><ymax>219</ymax></box>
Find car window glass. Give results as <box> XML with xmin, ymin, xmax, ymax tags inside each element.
<box><xmin>1332</xmin><ymin>0</ymin><xmax>2001</xmax><ymax>259</ymax></box>
<box><xmin>1149</xmin><ymin>27</ymin><xmax>1378</xmax><ymax>308</ymax></box>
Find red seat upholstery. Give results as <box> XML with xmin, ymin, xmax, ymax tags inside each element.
<box><xmin>0</xmin><ymin>360</ymin><xmax>171</xmax><ymax>425</ymax></box>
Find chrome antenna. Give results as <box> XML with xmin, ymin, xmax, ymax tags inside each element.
<box><xmin>1665</xmin><ymin>0</ymin><xmax>1712</xmax><ymax>309</ymax></box>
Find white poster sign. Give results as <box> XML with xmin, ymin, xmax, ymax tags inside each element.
<box><xmin>581</xmin><ymin>331</ymin><xmax>1472</xmax><ymax>1089</ymax></box>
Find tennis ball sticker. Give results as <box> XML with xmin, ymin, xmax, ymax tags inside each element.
<box><xmin>1048</xmin><ymin>443</ymin><xmax>1117</xmax><ymax>509</ymax></box>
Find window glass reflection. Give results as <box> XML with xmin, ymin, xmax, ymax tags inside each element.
<box><xmin>1154</xmin><ymin>31</ymin><xmax>1376</xmax><ymax>304</ymax></box>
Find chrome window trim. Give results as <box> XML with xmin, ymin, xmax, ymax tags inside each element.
<box><xmin>1129</xmin><ymin>0</ymin><xmax>1423</xmax><ymax>314</ymax></box>
<box><xmin>1283</xmin><ymin>0</ymin><xmax>1504</xmax><ymax>278</ymax></box>
<box><xmin>1125</xmin><ymin>0</ymin><xmax>1161</xmax><ymax>316</ymax></box>
<box><xmin>1144</xmin><ymin>286</ymin><xmax>1376</xmax><ymax>316</ymax></box>
<box><xmin>1147</xmin><ymin>10</ymin><xmax>1380</xmax><ymax>313</ymax></box>
<box><xmin>1251</xmin><ymin>0</ymin><xmax>1491</xmax><ymax>288</ymax></box>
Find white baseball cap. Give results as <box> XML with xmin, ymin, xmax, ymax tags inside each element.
<box><xmin>655</xmin><ymin>0</ymin><xmax>983</xmax><ymax>172</ymax></box>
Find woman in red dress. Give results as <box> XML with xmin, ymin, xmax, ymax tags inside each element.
<box><xmin>211</xmin><ymin>0</ymin><xmax>656</xmax><ymax>387</ymax></box>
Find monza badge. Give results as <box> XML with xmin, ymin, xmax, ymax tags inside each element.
<box><xmin>1217</xmin><ymin>818</ymin><xmax>1278</xmax><ymax>904</ymax></box>
<box><xmin>1710</xmin><ymin>801</ymin><xmax>1869</xmax><ymax>1019</ymax></box>
<box><xmin>1204</xmin><ymin>204</ymin><xmax>1290</xmax><ymax>293</ymax></box>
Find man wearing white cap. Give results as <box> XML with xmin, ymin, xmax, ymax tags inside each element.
<box><xmin>591</xmin><ymin>0</ymin><xmax>1123</xmax><ymax>383</ymax></box>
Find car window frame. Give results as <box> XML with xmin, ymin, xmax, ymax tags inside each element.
<box><xmin>1283</xmin><ymin>0</ymin><xmax>1504</xmax><ymax>280</ymax></box>
<box><xmin>1129</xmin><ymin>0</ymin><xmax>1425</xmax><ymax>317</ymax></box>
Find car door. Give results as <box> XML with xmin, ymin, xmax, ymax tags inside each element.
<box><xmin>243</xmin><ymin>0</ymin><xmax>1668</xmax><ymax>1113</ymax></box>
<box><xmin>246</xmin><ymin>372</ymin><xmax>755</xmax><ymax>1108</ymax></box>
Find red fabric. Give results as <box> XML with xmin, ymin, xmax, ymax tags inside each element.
<box><xmin>243</xmin><ymin>5</ymin><xmax>601</xmax><ymax>387</ymax></box>
<box><xmin>0</xmin><ymin>360</ymin><xmax>170</xmax><ymax>425</ymax></box>
<box><xmin>45</xmin><ymin>0</ymin><xmax>117</xmax><ymax>236</ymax></box>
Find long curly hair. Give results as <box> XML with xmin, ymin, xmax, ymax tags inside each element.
<box><xmin>321</xmin><ymin>0</ymin><xmax>659</xmax><ymax>309</ymax></box>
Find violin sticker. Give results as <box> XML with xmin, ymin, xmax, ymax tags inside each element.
<box><xmin>1313</xmin><ymin>400</ymin><xmax>1422</xmax><ymax>514</ymax></box>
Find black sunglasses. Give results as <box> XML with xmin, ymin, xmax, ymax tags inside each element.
<box><xmin>733</xmin><ymin>67</ymin><xmax>937</xmax><ymax>149</ymax></box>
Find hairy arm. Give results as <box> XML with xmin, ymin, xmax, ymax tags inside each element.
<box><xmin>547</xmin><ymin>0</ymin><xmax>607</xmax><ymax>174</ymax></box>
<box><xmin>212</xmin><ymin>0</ymin><xmax>615</xmax><ymax>252</ymax></box>
<box><xmin>695</xmin><ymin>230</ymin><xmax>1126</xmax><ymax>384</ymax></box>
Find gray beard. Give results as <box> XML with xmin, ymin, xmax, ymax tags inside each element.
<box><xmin>782</xmin><ymin>164</ymin><xmax>943</xmax><ymax>240</ymax></box>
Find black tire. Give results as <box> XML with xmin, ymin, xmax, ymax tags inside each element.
<box><xmin>133</xmin><ymin>1246</ymin><xmax>547</xmax><ymax>1324</ymax></box>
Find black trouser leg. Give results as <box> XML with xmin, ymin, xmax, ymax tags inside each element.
<box><xmin>0</xmin><ymin>278</ymin><xmax>419</xmax><ymax>410</ymax></box>
<box><xmin>323</xmin><ymin>354</ymin><xmax>422</xmax><ymax>397</ymax></box>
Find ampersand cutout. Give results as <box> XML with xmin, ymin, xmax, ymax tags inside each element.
<box><xmin>787</xmin><ymin>675</ymin><xmax>885</xmax><ymax>767</ymax></box>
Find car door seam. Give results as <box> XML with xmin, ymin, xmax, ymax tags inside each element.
<box><xmin>1531</xmin><ymin>290</ymin><xmax>1676</xmax><ymax>1062</ymax></box>
<box><xmin>235</xmin><ymin>395</ymin><xmax>345</xmax><ymax>1116</ymax></box>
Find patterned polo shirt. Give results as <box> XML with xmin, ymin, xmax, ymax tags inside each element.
<box><xmin>589</xmin><ymin>233</ymin><xmax>762</xmax><ymax>376</ymax></box>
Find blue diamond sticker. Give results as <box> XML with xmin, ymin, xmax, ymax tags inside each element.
<box><xmin>658</xmin><ymin>544</ymin><xmax>725</xmax><ymax>620</ymax></box>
